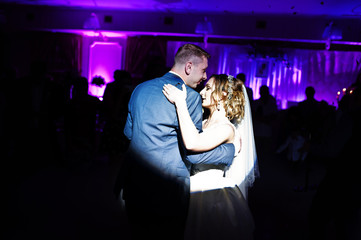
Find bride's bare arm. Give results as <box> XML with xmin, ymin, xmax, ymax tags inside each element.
<box><xmin>163</xmin><ymin>84</ymin><xmax>233</xmax><ymax>152</ymax></box>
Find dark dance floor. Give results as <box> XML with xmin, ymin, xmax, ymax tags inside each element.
<box><xmin>4</xmin><ymin>139</ymin><xmax>341</xmax><ymax>240</ymax></box>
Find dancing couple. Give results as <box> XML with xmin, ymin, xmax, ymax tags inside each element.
<box><xmin>118</xmin><ymin>43</ymin><xmax>258</xmax><ymax>240</ymax></box>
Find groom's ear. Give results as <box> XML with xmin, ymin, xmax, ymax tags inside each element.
<box><xmin>185</xmin><ymin>61</ymin><xmax>192</xmax><ymax>75</ymax></box>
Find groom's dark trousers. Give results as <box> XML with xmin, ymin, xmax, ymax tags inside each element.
<box><xmin>121</xmin><ymin>72</ymin><xmax>234</xmax><ymax>240</ymax></box>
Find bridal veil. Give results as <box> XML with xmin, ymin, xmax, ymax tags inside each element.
<box><xmin>226</xmin><ymin>84</ymin><xmax>259</xmax><ymax>199</ymax></box>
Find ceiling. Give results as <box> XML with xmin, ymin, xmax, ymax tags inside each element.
<box><xmin>1</xmin><ymin>0</ymin><xmax>361</xmax><ymax>17</ymax></box>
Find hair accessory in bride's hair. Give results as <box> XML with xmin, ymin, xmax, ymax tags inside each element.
<box><xmin>227</xmin><ymin>75</ymin><xmax>234</xmax><ymax>100</ymax></box>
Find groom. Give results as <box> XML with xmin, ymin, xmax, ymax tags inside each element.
<box><xmin>121</xmin><ymin>44</ymin><xmax>234</xmax><ymax>240</ymax></box>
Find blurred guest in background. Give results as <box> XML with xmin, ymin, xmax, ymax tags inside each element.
<box><xmin>252</xmin><ymin>85</ymin><xmax>278</xmax><ymax>152</ymax></box>
<box><xmin>298</xmin><ymin>86</ymin><xmax>321</xmax><ymax>139</ymax></box>
<box><xmin>101</xmin><ymin>70</ymin><xmax>133</xmax><ymax>159</ymax></box>
<box><xmin>308</xmin><ymin>79</ymin><xmax>361</xmax><ymax>240</ymax></box>
<box><xmin>236</xmin><ymin>73</ymin><xmax>253</xmax><ymax>105</ymax></box>
<box><xmin>65</xmin><ymin>76</ymin><xmax>100</xmax><ymax>166</ymax></box>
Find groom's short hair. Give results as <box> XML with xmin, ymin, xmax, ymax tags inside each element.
<box><xmin>174</xmin><ymin>44</ymin><xmax>210</xmax><ymax>65</ymax></box>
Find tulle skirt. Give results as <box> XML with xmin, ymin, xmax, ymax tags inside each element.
<box><xmin>184</xmin><ymin>170</ymin><xmax>254</xmax><ymax>240</ymax></box>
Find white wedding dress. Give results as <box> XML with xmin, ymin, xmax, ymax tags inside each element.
<box><xmin>184</xmin><ymin>85</ymin><xmax>257</xmax><ymax>240</ymax></box>
<box><xmin>184</xmin><ymin>160</ymin><xmax>255</xmax><ymax>240</ymax></box>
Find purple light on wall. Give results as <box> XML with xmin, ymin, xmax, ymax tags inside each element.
<box><xmin>51</xmin><ymin>29</ymin><xmax>127</xmax><ymax>38</ymax></box>
<box><xmin>82</xmin><ymin>31</ymin><xmax>126</xmax><ymax>38</ymax></box>
<box><xmin>167</xmin><ymin>41</ymin><xmax>361</xmax><ymax>109</ymax></box>
<box><xmin>88</xmin><ymin>42</ymin><xmax>122</xmax><ymax>98</ymax></box>
<box><xmin>292</xmin><ymin>69</ymin><xmax>298</xmax><ymax>84</ymax></box>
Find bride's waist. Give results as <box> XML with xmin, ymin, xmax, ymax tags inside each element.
<box><xmin>191</xmin><ymin>164</ymin><xmax>227</xmax><ymax>176</ymax></box>
<box><xmin>191</xmin><ymin>169</ymin><xmax>225</xmax><ymax>178</ymax></box>
<box><xmin>190</xmin><ymin>169</ymin><xmax>236</xmax><ymax>193</ymax></box>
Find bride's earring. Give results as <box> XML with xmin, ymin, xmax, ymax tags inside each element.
<box><xmin>217</xmin><ymin>100</ymin><xmax>221</xmax><ymax>111</ymax></box>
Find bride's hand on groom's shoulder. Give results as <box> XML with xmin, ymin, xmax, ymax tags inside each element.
<box><xmin>162</xmin><ymin>84</ymin><xmax>187</xmax><ymax>106</ymax></box>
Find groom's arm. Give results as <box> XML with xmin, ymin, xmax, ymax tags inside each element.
<box><xmin>124</xmin><ymin>110</ymin><xmax>132</xmax><ymax>140</ymax></box>
<box><xmin>186</xmin><ymin>144</ymin><xmax>235</xmax><ymax>166</ymax></box>
<box><xmin>184</xmin><ymin>90</ymin><xmax>234</xmax><ymax>166</ymax></box>
<box><xmin>124</xmin><ymin>90</ymin><xmax>135</xmax><ymax>140</ymax></box>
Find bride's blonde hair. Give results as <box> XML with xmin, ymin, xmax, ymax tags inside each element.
<box><xmin>210</xmin><ymin>74</ymin><xmax>246</xmax><ymax>123</ymax></box>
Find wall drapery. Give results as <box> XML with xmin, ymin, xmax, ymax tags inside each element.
<box><xmin>2</xmin><ymin>31</ymin><xmax>82</xmax><ymax>79</ymax></box>
<box><xmin>167</xmin><ymin>41</ymin><xmax>361</xmax><ymax>109</ymax></box>
<box><xmin>125</xmin><ymin>36</ymin><xmax>168</xmax><ymax>85</ymax></box>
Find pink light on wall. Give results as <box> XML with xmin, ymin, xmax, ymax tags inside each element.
<box><xmin>88</xmin><ymin>42</ymin><xmax>122</xmax><ymax>98</ymax></box>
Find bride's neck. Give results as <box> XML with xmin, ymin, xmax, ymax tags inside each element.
<box><xmin>205</xmin><ymin>107</ymin><xmax>228</xmax><ymax>127</ymax></box>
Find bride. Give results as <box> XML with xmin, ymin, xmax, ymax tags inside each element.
<box><xmin>163</xmin><ymin>74</ymin><xmax>258</xmax><ymax>240</ymax></box>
